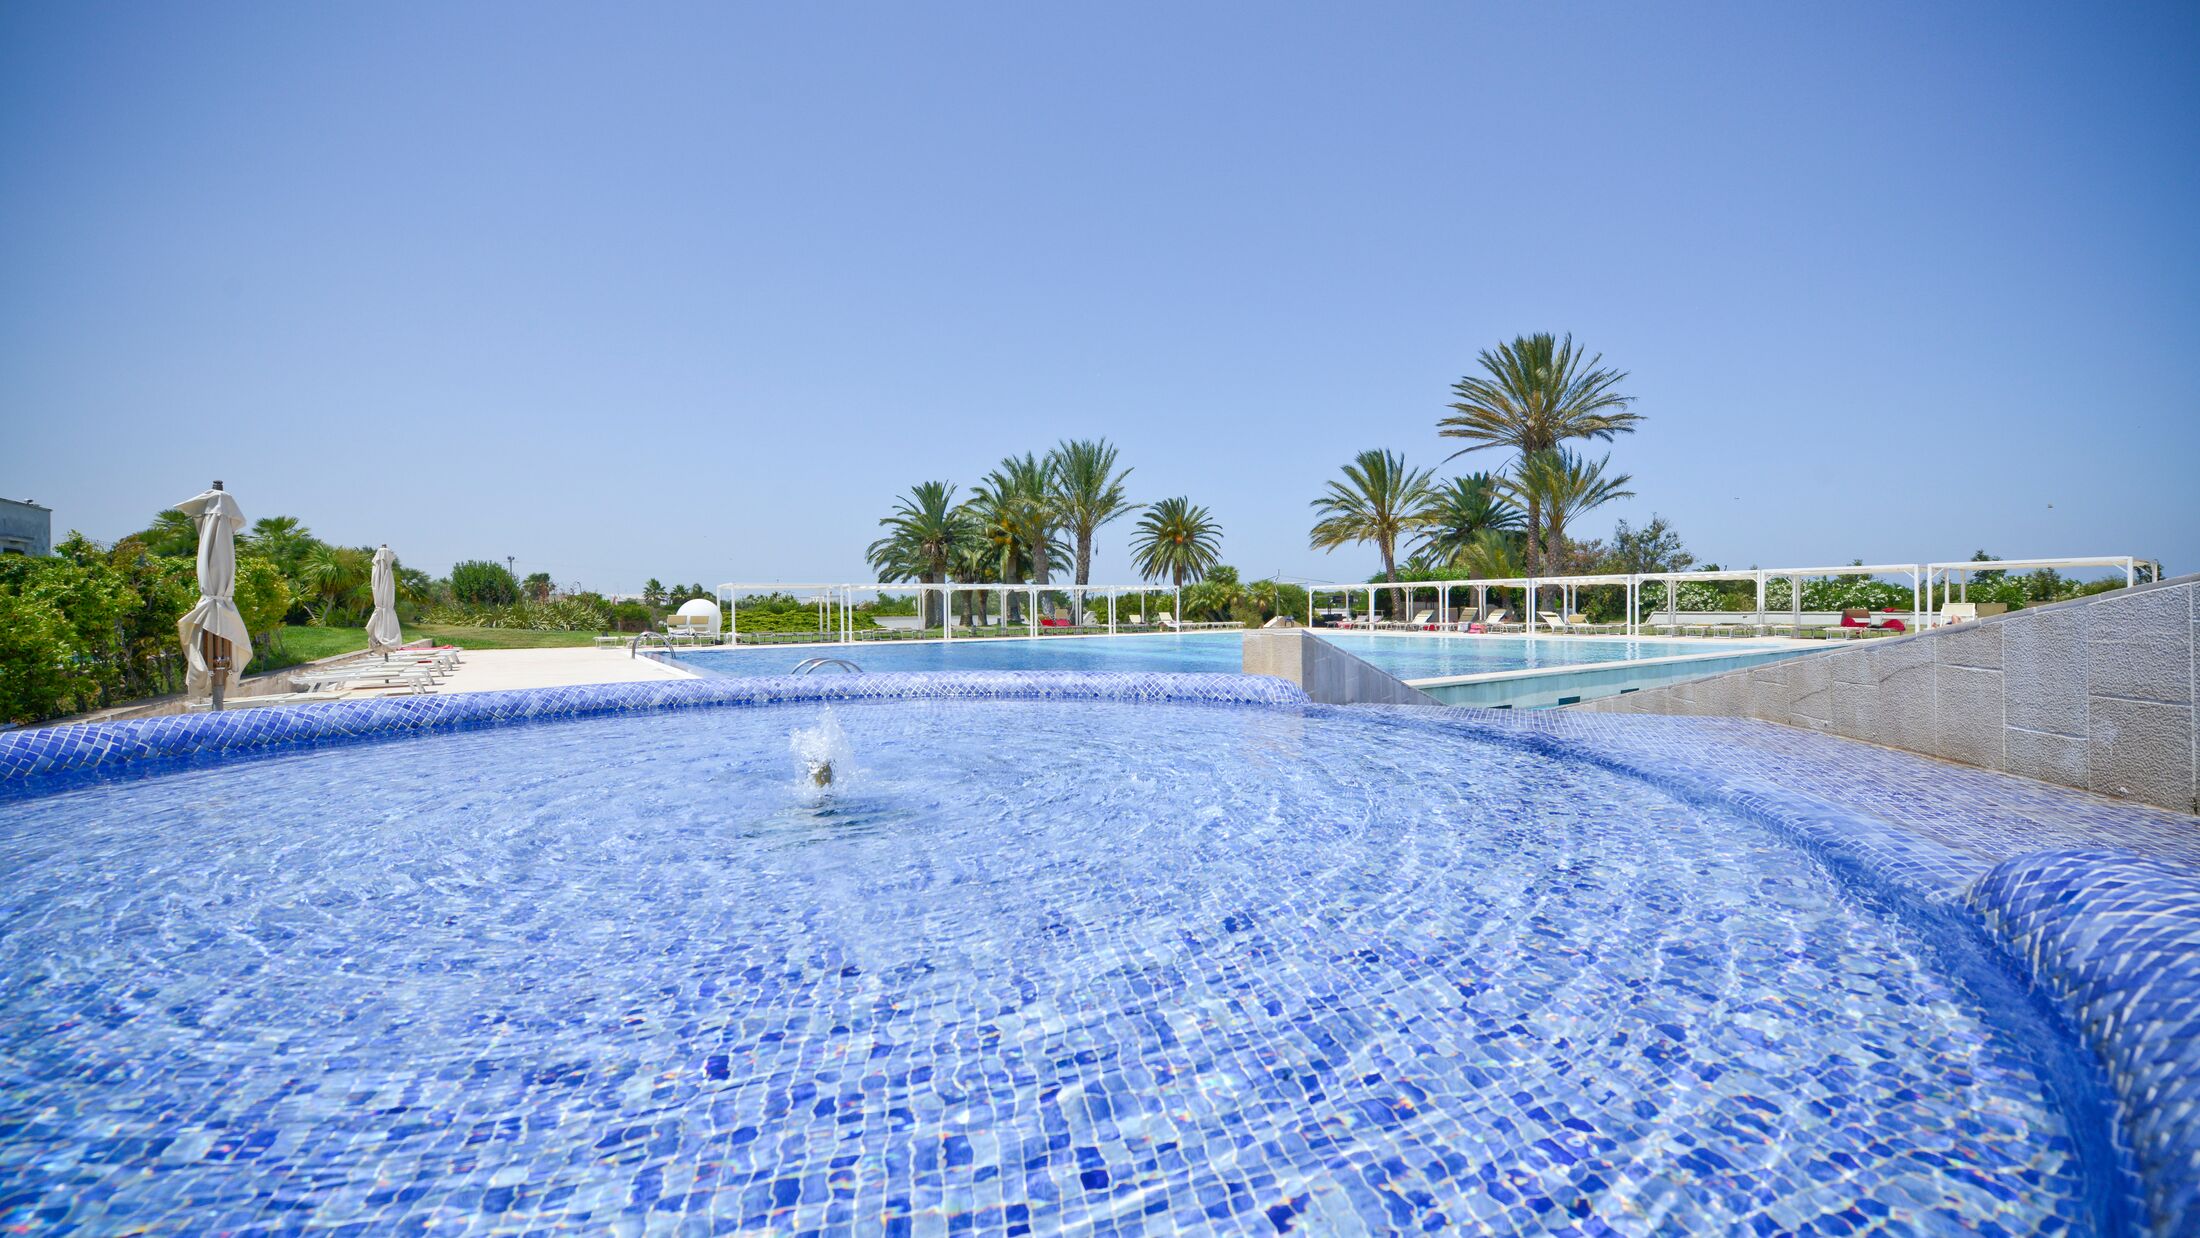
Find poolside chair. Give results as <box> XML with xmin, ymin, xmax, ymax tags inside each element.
<box><xmin>1537</xmin><ymin>611</ymin><xmax>1571</xmax><ymax>632</ymax></box>
<box><xmin>1939</xmin><ymin>602</ymin><xmax>1979</xmax><ymax>626</ymax></box>
<box><xmin>1377</xmin><ymin>610</ymin><xmax>1435</xmax><ymax>631</ymax></box>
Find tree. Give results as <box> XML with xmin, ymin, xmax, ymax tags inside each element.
<box><xmin>523</xmin><ymin>571</ymin><xmax>554</xmax><ymax>603</ymax></box>
<box><xmin>1438</xmin><ymin>333</ymin><xmax>1641</xmax><ymax>583</ymax></box>
<box><xmin>974</xmin><ymin>454</ymin><xmax>1060</xmax><ymax>586</ymax></box>
<box><xmin>1606</xmin><ymin>516</ymin><xmax>1693</xmax><ymax>575</ymax></box>
<box><xmin>0</xmin><ymin>590</ymin><xmax>77</xmax><ymax>724</ymax></box>
<box><xmin>234</xmin><ymin>554</ymin><xmax>293</xmax><ymax>642</ymax></box>
<box><xmin>1129</xmin><ymin>497</ymin><xmax>1223</xmax><ymax>586</ymax></box>
<box><xmin>1308</xmin><ymin>449</ymin><xmax>1435</xmax><ymax>585</ymax></box>
<box><xmin>642</xmin><ymin>578</ymin><xmax>667</xmax><ymax>608</ymax></box>
<box><xmin>865</xmin><ymin>481</ymin><xmax>974</xmax><ymax>627</ymax></box>
<box><xmin>1412</xmin><ymin>473</ymin><xmax>1521</xmax><ymax>569</ymax></box>
<box><xmin>1500</xmin><ymin>449</ymin><xmax>1635</xmax><ymax>580</ymax></box>
<box><xmin>133</xmin><ymin>509</ymin><xmax>201</xmax><ymax>558</ymax></box>
<box><xmin>1048</xmin><ymin>438</ymin><xmax>1134</xmax><ymax>623</ymax></box>
<box><xmin>1180</xmin><ymin>564</ymin><xmax>1244</xmax><ymax>622</ymax></box>
<box><xmin>302</xmin><ymin>545</ymin><xmax>375</xmax><ymax>621</ymax></box>
<box><xmin>245</xmin><ymin>515</ymin><xmax>316</xmax><ymax>574</ymax></box>
<box><xmin>450</xmin><ymin>559</ymin><xmax>520</xmax><ymax>609</ymax></box>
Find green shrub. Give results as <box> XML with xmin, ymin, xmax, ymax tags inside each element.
<box><xmin>449</xmin><ymin>559</ymin><xmax>520</xmax><ymax>607</ymax></box>
<box><xmin>0</xmin><ymin>590</ymin><xmax>80</xmax><ymax>724</ymax></box>
<box><xmin>421</xmin><ymin>597</ymin><xmax>611</xmax><ymax>631</ymax></box>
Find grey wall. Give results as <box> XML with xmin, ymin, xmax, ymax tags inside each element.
<box><xmin>1576</xmin><ymin>574</ymin><xmax>2200</xmax><ymax>815</ymax></box>
<box><xmin>0</xmin><ymin>498</ymin><xmax>51</xmax><ymax>557</ymax></box>
<box><xmin>1244</xmin><ymin>629</ymin><xmax>1439</xmax><ymax>707</ymax></box>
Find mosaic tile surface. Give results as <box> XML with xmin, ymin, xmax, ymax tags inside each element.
<box><xmin>0</xmin><ymin>672</ymin><xmax>1308</xmax><ymax>787</ymax></box>
<box><xmin>3</xmin><ymin>674</ymin><xmax>2198</xmax><ymax>1233</ymax></box>
<box><xmin>0</xmin><ymin>698</ymin><xmax>2127</xmax><ymax>1233</ymax></box>
<box><xmin>1967</xmin><ymin>852</ymin><xmax>2200</xmax><ymax>1235</ymax></box>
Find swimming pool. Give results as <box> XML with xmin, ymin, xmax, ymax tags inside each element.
<box><xmin>0</xmin><ymin>679</ymin><xmax>2160</xmax><ymax>1234</ymax></box>
<box><xmin>678</xmin><ymin>631</ymin><xmax>1746</xmax><ymax>683</ymax></box>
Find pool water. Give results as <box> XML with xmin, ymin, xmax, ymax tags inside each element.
<box><xmin>680</xmin><ymin>631</ymin><xmax>1735</xmax><ymax>682</ymax></box>
<box><xmin>0</xmin><ymin>697</ymin><xmax>2124</xmax><ymax>1233</ymax></box>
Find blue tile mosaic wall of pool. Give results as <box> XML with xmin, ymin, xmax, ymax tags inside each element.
<box><xmin>2</xmin><ymin>673</ymin><xmax>2195</xmax><ymax>1233</ymax></box>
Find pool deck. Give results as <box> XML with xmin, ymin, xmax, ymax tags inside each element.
<box><xmin>433</xmin><ymin>646</ymin><xmax>698</xmax><ymax>694</ymax></box>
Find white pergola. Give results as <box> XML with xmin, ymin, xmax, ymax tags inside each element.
<box><xmin>713</xmin><ymin>555</ymin><xmax>2163</xmax><ymax>645</ymax></box>
<box><xmin>717</xmin><ymin>581</ymin><xmax>1194</xmax><ymax>643</ymax></box>
<box><xmin>1924</xmin><ymin>556</ymin><xmax>2160</xmax><ymax>613</ymax></box>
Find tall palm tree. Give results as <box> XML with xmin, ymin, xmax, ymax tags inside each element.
<box><xmin>973</xmin><ymin>454</ymin><xmax>1062</xmax><ymax>596</ymax></box>
<box><xmin>1308</xmin><ymin>449</ymin><xmax>1436</xmax><ymax>585</ymax></box>
<box><xmin>1047</xmin><ymin>438</ymin><xmax>1134</xmax><ymax>623</ymax></box>
<box><xmin>1129</xmin><ymin>497</ymin><xmax>1223</xmax><ymax>586</ymax></box>
<box><xmin>865</xmin><ymin>481</ymin><xmax>972</xmax><ymax>627</ymax></box>
<box><xmin>1438</xmin><ymin>333</ymin><xmax>1641</xmax><ymax>583</ymax></box>
<box><xmin>1412</xmin><ymin>473</ymin><xmax>1521</xmax><ymax>569</ymax></box>
<box><xmin>1500</xmin><ymin>449</ymin><xmax>1635</xmax><ymax>577</ymax></box>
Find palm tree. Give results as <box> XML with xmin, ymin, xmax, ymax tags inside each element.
<box><xmin>971</xmin><ymin>454</ymin><xmax>1063</xmax><ymax>618</ymax></box>
<box><xmin>138</xmin><ymin>509</ymin><xmax>200</xmax><ymax>558</ymax></box>
<box><xmin>1454</xmin><ymin>528</ymin><xmax>1526</xmax><ymax>620</ymax></box>
<box><xmin>1500</xmin><ymin>449</ymin><xmax>1635</xmax><ymax>577</ymax></box>
<box><xmin>1047</xmin><ymin>438</ymin><xmax>1134</xmax><ymax>623</ymax></box>
<box><xmin>1308</xmin><ymin>449</ymin><xmax>1436</xmax><ymax>585</ymax></box>
<box><xmin>1412</xmin><ymin>473</ymin><xmax>1521</xmax><ymax>569</ymax></box>
<box><xmin>298</xmin><ymin>544</ymin><xmax>372</xmax><ymax>623</ymax></box>
<box><xmin>1456</xmin><ymin>529</ymin><xmax>1523</xmax><ymax>581</ymax></box>
<box><xmin>1438</xmin><ymin>333</ymin><xmax>1641</xmax><ymax>583</ymax></box>
<box><xmin>245</xmin><ymin>515</ymin><xmax>315</xmax><ymax>573</ymax></box>
<box><xmin>1129</xmin><ymin>497</ymin><xmax>1223</xmax><ymax>586</ymax></box>
<box><xmin>865</xmin><ymin>481</ymin><xmax>973</xmax><ymax>627</ymax></box>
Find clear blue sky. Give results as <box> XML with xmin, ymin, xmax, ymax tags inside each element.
<box><xmin>4</xmin><ymin>3</ymin><xmax>2195</xmax><ymax>593</ymax></box>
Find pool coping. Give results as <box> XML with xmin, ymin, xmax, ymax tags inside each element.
<box><xmin>2</xmin><ymin>672</ymin><xmax>2192</xmax><ymax>1231</ymax></box>
<box><xmin>1398</xmin><ymin>640</ymin><xmax>1813</xmax><ymax>690</ymax></box>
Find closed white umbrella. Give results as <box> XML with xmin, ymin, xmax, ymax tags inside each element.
<box><xmin>174</xmin><ymin>481</ymin><xmax>253</xmax><ymax>706</ymax></box>
<box><xmin>367</xmin><ymin>544</ymin><xmax>403</xmax><ymax>651</ymax></box>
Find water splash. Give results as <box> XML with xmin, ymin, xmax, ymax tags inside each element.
<box><xmin>789</xmin><ymin>707</ymin><xmax>855</xmax><ymax>800</ymax></box>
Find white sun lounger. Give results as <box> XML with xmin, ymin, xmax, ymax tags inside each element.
<box><xmin>1158</xmin><ymin>615</ymin><xmax>1239</xmax><ymax>632</ymax></box>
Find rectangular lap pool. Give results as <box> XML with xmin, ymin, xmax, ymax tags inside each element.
<box><xmin>674</xmin><ymin>631</ymin><xmax>1791</xmax><ymax>700</ymax></box>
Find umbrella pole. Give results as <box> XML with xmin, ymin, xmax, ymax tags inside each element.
<box><xmin>203</xmin><ymin>632</ymin><xmax>232</xmax><ymax>711</ymax></box>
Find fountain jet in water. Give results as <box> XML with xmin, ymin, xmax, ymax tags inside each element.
<box><xmin>790</xmin><ymin>708</ymin><xmax>854</xmax><ymax>797</ymax></box>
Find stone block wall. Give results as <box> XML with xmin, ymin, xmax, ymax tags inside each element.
<box><xmin>1576</xmin><ymin>574</ymin><xmax>2200</xmax><ymax>815</ymax></box>
<box><xmin>1243</xmin><ymin>629</ymin><xmax>1438</xmax><ymax>706</ymax></box>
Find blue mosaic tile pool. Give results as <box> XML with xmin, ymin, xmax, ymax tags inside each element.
<box><xmin>11</xmin><ymin>681</ymin><xmax>2193</xmax><ymax>1234</ymax></box>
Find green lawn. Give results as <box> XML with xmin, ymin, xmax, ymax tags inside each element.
<box><xmin>259</xmin><ymin>623</ymin><xmax>605</xmax><ymax>669</ymax></box>
<box><xmin>254</xmin><ymin>625</ymin><xmax>370</xmax><ymax>672</ymax></box>
<box><xmin>412</xmin><ymin>624</ymin><xmax>603</xmax><ymax>650</ymax></box>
